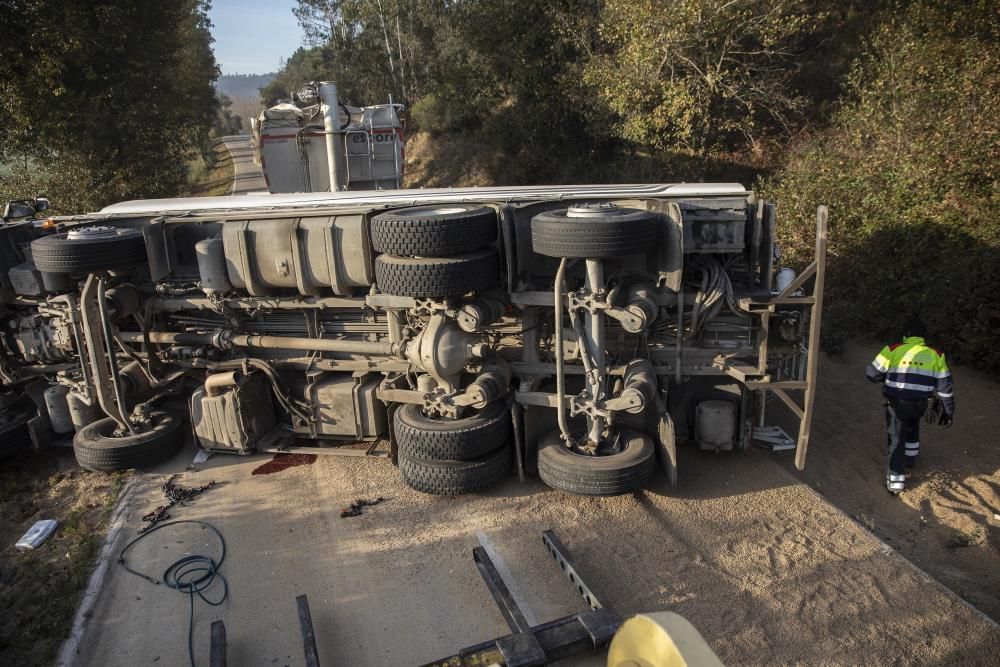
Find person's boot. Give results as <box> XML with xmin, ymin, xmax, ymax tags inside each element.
<box><xmin>886</xmin><ymin>473</ymin><xmax>905</xmax><ymax>495</ymax></box>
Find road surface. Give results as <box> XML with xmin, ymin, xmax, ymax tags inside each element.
<box><xmin>221</xmin><ymin>135</ymin><xmax>267</xmax><ymax>195</ymax></box>
<box><xmin>70</xmin><ymin>401</ymin><xmax>999</xmax><ymax>665</ymax></box>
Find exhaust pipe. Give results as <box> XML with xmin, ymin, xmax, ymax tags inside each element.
<box><xmin>319</xmin><ymin>81</ymin><xmax>342</xmax><ymax>192</ymax></box>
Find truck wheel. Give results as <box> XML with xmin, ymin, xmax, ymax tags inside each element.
<box><xmin>531</xmin><ymin>205</ymin><xmax>661</xmax><ymax>258</ymax></box>
<box><xmin>395</xmin><ymin>402</ymin><xmax>510</xmax><ymax>461</ymax></box>
<box><xmin>73</xmin><ymin>411</ymin><xmax>182</xmax><ymax>472</ymax></box>
<box><xmin>537</xmin><ymin>428</ymin><xmax>655</xmax><ymax>496</ymax></box>
<box><xmin>399</xmin><ymin>445</ymin><xmax>511</xmax><ymax>495</ymax></box>
<box><xmin>375</xmin><ymin>248</ymin><xmax>500</xmax><ymax>297</ymax></box>
<box><xmin>0</xmin><ymin>412</ymin><xmax>32</xmax><ymax>459</ymax></box>
<box><xmin>371</xmin><ymin>205</ymin><xmax>497</xmax><ymax>256</ymax></box>
<box><xmin>32</xmin><ymin>227</ymin><xmax>147</xmax><ymax>274</ymax></box>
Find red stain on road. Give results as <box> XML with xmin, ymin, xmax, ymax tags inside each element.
<box><xmin>251</xmin><ymin>453</ymin><xmax>318</xmax><ymax>475</ymax></box>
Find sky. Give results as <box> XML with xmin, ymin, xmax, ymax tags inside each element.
<box><xmin>208</xmin><ymin>0</ymin><xmax>304</xmax><ymax>75</ymax></box>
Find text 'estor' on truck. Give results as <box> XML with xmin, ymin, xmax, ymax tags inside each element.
<box><xmin>0</xmin><ymin>176</ymin><xmax>827</xmax><ymax>495</ymax></box>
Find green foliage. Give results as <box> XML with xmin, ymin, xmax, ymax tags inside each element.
<box><xmin>0</xmin><ymin>0</ymin><xmax>219</xmax><ymax>212</ymax></box>
<box><xmin>285</xmin><ymin>0</ymin><xmax>598</xmax><ymax>175</ymax></box>
<box><xmin>260</xmin><ymin>46</ymin><xmax>329</xmax><ymax>106</ymax></box>
<box><xmin>282</xmin><ymin>0</ymin><xmax>868</xmax><ymax>168</ymax></box>
<box><xmin>582</xmin><ymin>0</ymin><xmax>817</xmax><ymax>152</ymax></box>
<box><xmin>409</xmin><ymin>93</ymin><xmax>474</xmax><ymax>135</ymax></box>
<box><xmin>762</xmin><ymin>0</ymin><xmax>1000</xmax><ymax>366</ymax></box>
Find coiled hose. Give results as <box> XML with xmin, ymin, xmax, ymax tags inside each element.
<box><xmin>118</xmin><ymin>520</ymin><xmax>228</xmax><ymax>667</ymax></box>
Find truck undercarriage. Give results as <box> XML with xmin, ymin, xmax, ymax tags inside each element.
<box><xmin>0</xmin><ymin>184</ymin><xmax>826</xmax><ymax>496</ymax></box>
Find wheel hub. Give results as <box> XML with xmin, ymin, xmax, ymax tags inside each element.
<box><xmin>566</xmin><ymin>202</ymin><xmax>624</xmax><ymax>218</ymax></box>
<box><xmin>566</xmin><ymin>429</ymin><xmax>624</xmax><ymax>456</ymax></box>
<box><xmin>405</xmin><ymin>205</ymin><xmax>468</xmax><ymax>217</ymax></box>
<box><xmin>67</xmin><ymin>226</ymin><xmax>120</xmax><ymax>241</ymax></box>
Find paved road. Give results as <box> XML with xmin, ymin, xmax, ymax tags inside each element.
<box><xmin>72</xmin><ymin>425</ymin><xmax>998</xmax><ymax>665</ymax></box>
<box><xmin>221</xmin><ymin>135</ymin><xmax>267</xmax><ymax>195</ymax></box>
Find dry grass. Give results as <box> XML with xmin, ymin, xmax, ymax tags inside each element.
<box><xmin>0</xmin><ymin>449</ymin><xmax>128</xmax><ymax>666</ymax></box>
<box><xmin>186</xmin><ymin>140</ymin><xmax>234</xmax><ymax>197</ymax></box>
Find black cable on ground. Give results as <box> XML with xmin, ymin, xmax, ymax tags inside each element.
<box><xmin>118</xmin><ymin>520</ymin><xmax>228</xmax><ymax>667</ymax></box>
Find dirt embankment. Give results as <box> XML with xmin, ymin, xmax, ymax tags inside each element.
<box><xmin>777</xmin><ymin>343</ymin><xmax>1000</xmax><ymax>620</ymax></box>
<box><xmin>403</xmin><ymin>131</ymin><xmax>495</xmax><ymax>189</ymax></box>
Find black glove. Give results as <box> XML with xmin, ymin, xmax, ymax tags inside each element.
<box><xmin>939</xmin><ymin>413</ymin><xmax>953</xmax><ymax>429</ymax></box>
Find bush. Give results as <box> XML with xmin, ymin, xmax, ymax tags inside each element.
<box><xmin>762</xmin><ymin>1</ymin><xmax>1000</xmax><ymax>367</ymax></box>
<box><xmin>409</xmin><ymin>93</ymin><xmax>478</xmax><ymax>135</ymax></box>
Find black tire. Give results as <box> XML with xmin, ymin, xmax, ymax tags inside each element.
<box><xmin>375</xmin><ymin>248</ymin><xmax>500</xmax><ymax>297</ymax></box>
<box><xmin>531</xmin><ymin>206</ymin><xmax>661</xmax><ymax>258</ymax></box>
<box><xmin>0</xmin><ymin>412</ymin><xmax>32</xmax><ymax>459</ymax></box>
<box><xmin>537</xmin><ymin>428</ymin><xmax>655</xmax><ymax>496</ymax></box>
<box><xmin>395</xmin><ymin>402</ymin><xmax>510</xmax><ymax>461</ymax></box>
<box><xmin>73</xmin><ymin>410</ymin><xmax>182</xmax><ymax>472</ymax></box>
<box><xmin>399</xmin><ymin>445</ymin><xmax>511</xmax><ymax>495</ymax></box>
<box><xmin>32</xmin><ymin>227</ymin><xmax>147</xmax><ymax>274</ymax></box>
<box><xmin>371</xmin><ymin>205</ymin><xmax>497</xmax><ymax>256</ymax></box>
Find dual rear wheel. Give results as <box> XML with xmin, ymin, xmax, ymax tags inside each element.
<box><xmin>395</xmin><ymin>402</ymin><xmax>512</xmax><ymax>495</ymax></box>
<box><xmin>371</xmin><ymin>204</ymin><xmax>501</xmax><ymax>298</ymax></box>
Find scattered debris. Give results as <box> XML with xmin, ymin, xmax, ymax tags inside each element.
<box><xmin>15</xmin><ymin>519</ymin><xmax>59</xmax><ymax>551</ymax></box>
<box><xmin>341</xmin><ymin>497</ymin><xmax>386</xmax><ymax>518</ymax></box>
<box><xmin>139</xmin><ymin>475</ymin><xmax>216</xmax><ymax>533</ymax></box>
<box><xmin>753</xmin><ymin>425</ymin><xmax>796</xmax><ymax>451</ymax></box>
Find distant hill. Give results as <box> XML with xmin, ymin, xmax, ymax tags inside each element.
<box><xmin>216</xmin><ymin>73</ymin><xmax>276</xmax><ymax>101</ymax></box>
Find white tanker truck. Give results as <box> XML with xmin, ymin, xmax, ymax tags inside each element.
<box><xmin>250</xmin><ymin>81</ymin><xmax>404</xmax><ymax>193</ymax></box>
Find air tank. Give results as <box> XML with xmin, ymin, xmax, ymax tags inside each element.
<box><xmin>195</xmin><ymin>237</ymin><xmax>232</xmax><ymax>296</ymax></box>
<box><xmin>775</xmin><ymin>268</ymin><xmax>797</xmax><ymax>293</ymax></box>
<box><xmin>695</xmin><ymin>400</ymin><xmax>737</xmax><ymax>451</ymax></box>
<box><xmin>43</xmin><ymin>385</ymin><xmax>74</xmax><ymax>434</ymax></box>
<box><xmin>66</xmin><ymin>391</ymin><xmax>101</xmax><ymax>432</ymax></box>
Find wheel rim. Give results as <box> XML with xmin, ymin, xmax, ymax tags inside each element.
<box><xmin>564</xmin><ymin>431</ymin><xmax>629</xmax><ymax>457</ymax></box>
<box><xmin>565</xmin><ymin>202</ymin><xmax>625</xmax><ymax>218</ymax></box>
<box><xmin>92</xmin><ymin>413</ymin><xmax>169</xmax><ymax>440</ymax></box>
<box><xmin>397</xmin><ymin>205</ymin><xmax>470</xmax><ymax>217</ymax></box>
<box><xmin>66</xmin><ymin>226</ymin><xmax>125</xmax><ymax>241</ymax></box>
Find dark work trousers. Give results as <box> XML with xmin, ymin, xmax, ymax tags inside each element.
<box><xmin>885</xmin><ymin>399</ymin><xmax>926</xmax><ymax>490</ymax></box>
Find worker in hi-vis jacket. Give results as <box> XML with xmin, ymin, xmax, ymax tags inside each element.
<box><xmin>865</xmin><ymin>317</ymin><xmax>955</xmax><ymax>494</ymax></box>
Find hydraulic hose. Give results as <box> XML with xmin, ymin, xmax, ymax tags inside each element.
<box><xmin>553</xmin><ymin>258</ymin><xmax>571</xmax><ymax>443</ymax></box>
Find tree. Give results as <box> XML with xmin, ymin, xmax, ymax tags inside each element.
<box><xmin>260</xmin><ymin>46</ymin><xmax>329</xmax><ymax>106</ymax></box>
<box><xmin>764</xmin><ymin>0</ymin><xmax>1000</xmax><ymax>366</ymax></box>
<box><xmin>214</xmin><ymin>94</ymin><xmax>244</xmax><ymax>136</ymax></box>
<box><xmin>581</xmin><ymin>0</ymin><xmax>822</xmax><ymax>153</ymax></box>
<box><xmin>0</xmin><ymin>0</ymin><xmax>219</xmax><ymax>211</ymax></box>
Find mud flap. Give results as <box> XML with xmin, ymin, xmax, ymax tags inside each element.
<box><xmin>654</xmin><ymin>391</ymin><xmax>677</xmax><ymax>489</ymax></box>
<box><xmin>22</xmin><ymin>378</ymin><xmax>53</xmax><ymax>451</ymax></box>
<box><xmin>656</xmin><ymin>414</ymin><xmax>678</xmax><ymax>489</ymax></box>
<box><xmin>386</xmin><ymin>402</ymin><xmax>400</xmax><ymax>466</ymax></box>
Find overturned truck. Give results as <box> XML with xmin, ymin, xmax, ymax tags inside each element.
<box><xmin>0</xmin><ymin>185</ymin><xmax>826</xmax><ymax>495</ymax></box>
